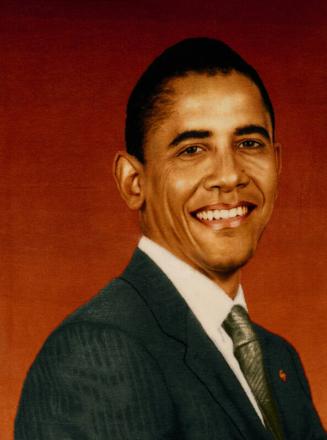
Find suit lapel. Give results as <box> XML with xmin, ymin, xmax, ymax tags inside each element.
<box><xmin>185</xmin><ymin>312</ymin><xmax>273</xmax><ymax>439</ymax></box>
<box><xmin>122</xmin><ymin>249</ymin><xmax>272</xmax><ymax>439</ymax></box>
<box><xmin>254</xmin><ymin>325</ymin><xmax>287</xmax><ymax>437</ymax></box>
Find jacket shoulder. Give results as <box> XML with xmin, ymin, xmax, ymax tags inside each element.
<box><xmin>62</xmin><ymin>277</ymin><xmax>150</xmax><ymax>329</ymax></box>
<box><xmin>38</xmin><ymin>274</ymin><xmax>172</xmax><ymax>364</ymax></box>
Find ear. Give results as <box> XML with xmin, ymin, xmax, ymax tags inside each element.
<box><xmin>113</xmin><ymin>151</ymin><xmax>145</xmax><ymax>210</ymax></box>
<box><xmin>274</xmin><ymin>142</ymin><xmax>282</xmax><ymax>175</ymax></box>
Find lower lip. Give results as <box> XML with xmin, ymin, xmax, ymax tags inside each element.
<box><xmin>193</xmin><ymin>210</ymin><xmax>252</xmax><ymax>230</ymax></box>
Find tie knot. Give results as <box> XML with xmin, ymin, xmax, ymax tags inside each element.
<box><xmin>223</xmin><ymin>305</ymin><xmax>257</xmax><ymax>349</ymax></box>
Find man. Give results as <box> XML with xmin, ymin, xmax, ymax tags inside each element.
<box><xmin>15</xmin><ymin>38</ymin><xmax>326</xmax><ymax>439</ymax></box>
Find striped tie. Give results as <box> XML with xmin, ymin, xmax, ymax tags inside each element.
<box><xmin>223</xmin><ymin>305</ymin><xmax>284</xmax><ymax>440</ymax></box>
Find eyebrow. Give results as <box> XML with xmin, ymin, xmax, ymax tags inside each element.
<box><xmin>169</xmin><ymin>125</ymin><xmax>271</xmax><ymax>147</ymax></box>
<box><xmin>169</xmin><ymin>130</ymin><xmax>212</xmax><ymax>147</ymax></box>
<box><xmin>234</xmin><ymin>124</ymin><xmax>271</xmax><ymax>141</ymax></box>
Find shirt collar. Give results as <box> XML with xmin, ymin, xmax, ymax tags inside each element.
<box><xmin>138</xmin><ymin>236</ymin><xmax>248</xmax><ymax>331</ymax></box>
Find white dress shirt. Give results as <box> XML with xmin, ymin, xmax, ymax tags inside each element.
<box><xmin>138</xmin><ymin>236</ymin><xmax>264</xmax><ymax>424</ymax></box>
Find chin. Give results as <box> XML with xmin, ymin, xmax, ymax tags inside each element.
<box><xmin>200</xmin><ymin>247</ymin><xmax>255</xmax><ymax>274</ymax></box>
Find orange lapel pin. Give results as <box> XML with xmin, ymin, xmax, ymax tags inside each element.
<box><xmin>279</xmin><ymin>369</ymin><xmax>287</xmax><ymax>382</ymax></box>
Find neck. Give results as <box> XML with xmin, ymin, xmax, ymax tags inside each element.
<box><xmin>142</xmin><ymin>234</ymin><xmax>241</xmax><ymax>300</ymax></box>
<box><xmin>205</xmin><ymin>269</ymin><xmax>241</xmax><ymax>299</ymax></box>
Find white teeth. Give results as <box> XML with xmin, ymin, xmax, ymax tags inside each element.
<box><xmin>236</xmin><ymin>206</ymin><xmax>243</xmax><ymax>216</ymax></box>
<box><xmin>195</xmin><ymin>206</ymin><xmax>249</xmax><ymax>221</ymax></box>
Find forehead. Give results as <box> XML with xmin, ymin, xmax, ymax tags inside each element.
<box><xmin>169</xmin><ymin>71</ymin><xmax>266</xmax><ymax>115</ymax></box>
<box><xmin>146</xmin><ymin>71</ymin><xmax>272</xmax><ymax>139</ymax></box>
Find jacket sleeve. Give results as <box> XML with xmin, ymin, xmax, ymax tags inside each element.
<box><xmin>15</xmin><ymin>322</ymin><xmax>177</xmax><ymax>440</ymax></box>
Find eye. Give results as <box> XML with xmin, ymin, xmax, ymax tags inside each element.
<box><xmin>179</xmin><ymin>145</ymin><xmax>204</xmax><ymax>156</ymax></box>
<box><xmin>238</xmin><ymin>139</ymin><xmax>264</xmax><ymax>149</ymax></box>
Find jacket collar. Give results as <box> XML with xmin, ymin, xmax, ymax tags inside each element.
<box><xmin>121</xmin><ymin>248</ymin><xmax>188</xmax><ymax>343</ymax></box>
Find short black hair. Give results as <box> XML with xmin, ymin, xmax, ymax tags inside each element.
<box><xmin>125</xmin><ymin>37</ymin><xmax>274</xmax><ymax>162</ymax></box>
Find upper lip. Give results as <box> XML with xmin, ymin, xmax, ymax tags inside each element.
<box><xmin>191</xmin><ymin>201</ymin><xmax>256</xmax><ymax>215</ymax></box>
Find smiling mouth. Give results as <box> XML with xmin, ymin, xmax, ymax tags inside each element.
<box><xmin>192</xmin><ymin>203</ymin><xmax>255</xmax><ymax>226</ymax></box>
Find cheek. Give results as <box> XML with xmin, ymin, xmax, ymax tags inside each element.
<box><xmin>242</xmin><ymin>155</ymin><xmax>279</xmax><ymax>196</ymax></box>
<box><xmin>152</xmin><ymin>164</ymin><xmax>197</xmax><ymax>202</ymax></box>
<box><xmin>261</xmin><ymin>165</ymin><xmax>279</xmax><ymax>199</ymax></box>
<box><xmin>241</xmin><ymin>153</ymin><xmax>273</xmax><ymax>174</ymax></box>
<box><xmin>174</xmin><ymin>176</ymin><xmax>192</xmax><ymax>192</ymax></box>
<box><xmin>165</xmin><ymin>167</ymin><xmax>202</xmax><ymax>211</ymax></box>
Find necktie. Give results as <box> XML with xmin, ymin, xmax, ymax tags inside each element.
<box><xmin>223</xmin><ymin>305</ymin><xmax>284</xmax><ymax>440</ymax></box>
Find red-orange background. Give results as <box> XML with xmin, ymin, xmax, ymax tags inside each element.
<box><xmin>1</xmin><ymin>1</ymin><xmax>327</xmax><ymax>438</ymax></box>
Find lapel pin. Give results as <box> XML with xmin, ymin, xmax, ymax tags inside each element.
<box><xmin>279</xmin><ymin>369</ymin><xmax>287</xmax><ymax>382</ymax></box>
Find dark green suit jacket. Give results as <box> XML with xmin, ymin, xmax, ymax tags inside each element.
<box><xmin>15</xmin><ymin>249</ymin><xmax>326</xmax><ymax>439</ymax></box>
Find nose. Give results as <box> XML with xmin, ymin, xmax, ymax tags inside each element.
<box><xmin>203</xmin><ymin>148</ymin><xmax>249</xmax><ymax>192</ymax></box>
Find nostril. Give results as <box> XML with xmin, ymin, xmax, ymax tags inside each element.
<box><xmin>203</xmin><ymin>167</ymin><xmax>250</xmax><ymax>192</ymax></box>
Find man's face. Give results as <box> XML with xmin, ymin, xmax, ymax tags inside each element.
<box><xmin>140</xmin><ymin>71</ymin><xmax>280</xmax><ymax>278</ymax></box>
